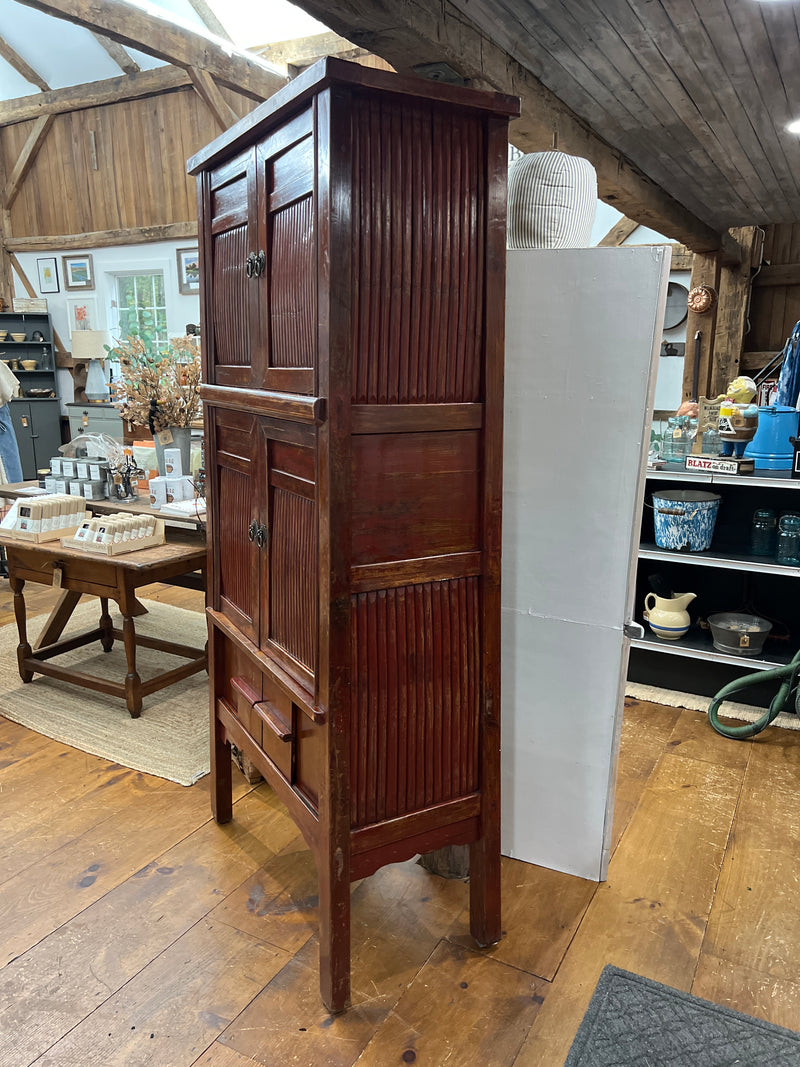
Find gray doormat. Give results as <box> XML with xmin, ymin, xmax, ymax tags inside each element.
<box><xmin>565</xmin><ymin>965</ymin><xmax>800</xmax><ymax>1066</ymax></box>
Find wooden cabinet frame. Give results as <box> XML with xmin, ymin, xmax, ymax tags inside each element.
<box><xmin>190</xmin><ymin>57</ymin><xmax>519</xmax><ymax>1012</ymax></box>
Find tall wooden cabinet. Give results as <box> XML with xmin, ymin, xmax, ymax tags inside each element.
<box><xmin>189</xmin><ymin>58</ymin><xmax>518</xmax><ymax>1012</ymax></box>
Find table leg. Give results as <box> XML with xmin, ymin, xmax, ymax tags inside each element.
<box><xmin>99</xmin><ymin>598</ymin><xmax>114</xmax><ymax>652</ymax></box>
<box><xmin>122</xmin><ymin>614</ymin><xmax>143</xmax><ymax>718</ymax></box>
<box><xmin>9</xmin><ymin>575</ymin><xmax>33</xmax><ymax>683</ymax></box>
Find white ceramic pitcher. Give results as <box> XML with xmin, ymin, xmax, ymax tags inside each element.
<box><xmin>643</xmin><ymin>592</ymin><xmax>696</xmax><ymax>641</ymax></box>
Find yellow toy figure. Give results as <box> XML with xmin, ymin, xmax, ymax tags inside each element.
<box><xmin>718</xmin><ymin>376</ymin><xmax>758</xmax><ymax>457</ymax></box>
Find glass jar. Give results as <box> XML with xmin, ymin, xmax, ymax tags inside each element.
<box><xmin>664</xmin><ymin>416</ymin><xmax>688</xmax><ymax>461</ymax></box>
<box><xmin>750</xmin><ymin>508</ymin><xmax>777</xmax><ymax>557</ymax></box>
<box><xmin>702</xmin><ymin>427</ymin><xmax>722</xmax><ymax>455</ymax></box>
<box><xmin>776</xmin><ymin>513</ymin><xmax>800</xmax><ymax>566</ymax></box>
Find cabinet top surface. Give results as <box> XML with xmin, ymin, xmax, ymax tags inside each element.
<box><xmin>187</xmin><ymin>55</ymin><xmax>520</xmax><ymax>174</ymax></box>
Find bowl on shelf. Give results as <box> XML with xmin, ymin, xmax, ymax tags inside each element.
<box><xmin>10</xmin><ymin>332</ymin><xmax>26</xmax><ymax>342</ymax></box>
<box><xmin>707</xmin><ymin>613</ymin><xmax>772</xmax><ymax>657</ymax></box>
<box><xmin>20</xmin><ymin>359</ymin><xmax>38</xmax><ymax>370</ymax></box>
<box><xmin>25</xmin><ymin>387</ymin><xmax>54</xmax><ymax>398</ymax></box>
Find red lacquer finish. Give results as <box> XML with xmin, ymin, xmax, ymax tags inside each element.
<box><xmin>189</xmin><ymin>57</ymin><xmax>519</xmax><ymax>1013</ymax></box>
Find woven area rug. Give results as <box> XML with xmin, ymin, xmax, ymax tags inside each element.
<box><xmin>0</xmin><ymin>600</ymin><xmax>210</xmax><ymax>786</ymax></box>
<box><xmin>626</xmin><ymin>681</ymin><xmax>800</xmax><ymax>732</ymax></box>
<box><xmin>566</xmin><ymin>965</ymin><xmax>800</xmax><ymax>1066</ymax></box>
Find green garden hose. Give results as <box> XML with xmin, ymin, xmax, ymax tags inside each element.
<box><xmin>708</xmin><ymin>649</ymin><xmax>800</xmax><ymax>739</ymax></box>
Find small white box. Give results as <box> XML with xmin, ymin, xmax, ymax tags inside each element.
<box><xmin>148</xmin><ymin>476</ymin><xmax>168</xmax><ymax>509</ymax></box>
<box><xmin>162</xmin><ymin>447</ymin><xmax>184</xmax><ymax>476</ymax></box>
<box><xmin>165</xmin><ymin>475</ymin><xmax>193</xmax><ymax>504</ymax></box>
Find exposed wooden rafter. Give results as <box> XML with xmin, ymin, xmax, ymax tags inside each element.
<box><xmin>0</xmin><ymin>34</ymin><xmax>50</xmax><ymax>92</ymax></box>
<box><xmin>3</xmin><ymin>114</ymin><xmax>54</xmax><ymax>211</ymax></box>
<box><xmin>292</xmin><ymin>0</ymin><xmax>738</xmax><ymax>259</ymax></box>
<box><xmin>6</xmin><ymin>221</ymin><xmax>198</xmax><ymax>252</ymax></box>
<box><xmin>15</xmin><ymin>0</ymin><xmax>287</xmax><ymax>102</ymax></box>
<box><xmin>185</xmin><ymin>0</ymin><xmax>233</xmax><ymax>42</ymax></box>
<box><xmin>598</xmin><ymin>217</ymin><xmax>638</xmax><ymax>247</ymax></box>
<box><xmin>188</xmin><ymin>68</ymin><xmax>240</xmax><ymax>131</ymax></box>
<box><xmin>0</xmin><ymin>67</ymin><xmax>193</xmax><ymax>126</ymax></box>
<box><xmin>252</xmin><ymin>31</ymin><xmax>368</xmax><ymax>72</ymax></box>
<box><xmin>92</xmin><ymin>34</ymin><xmax>140</xmax><ymax>75</ymax></box>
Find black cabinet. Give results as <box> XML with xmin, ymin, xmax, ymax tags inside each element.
<box><xmin>10</xmin><ymin>399</ymin><xmax>62</xmax><ymax>480</ymax></box>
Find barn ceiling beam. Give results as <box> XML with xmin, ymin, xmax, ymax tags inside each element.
<box><xmin>15</xmin><ymin>0</ymin><xmax>287</xmax><ymax>101</ymax></box>
<box><xmin>292</xmin><ymin>0</ymin><xmax>738</xmax><ymax>259</ymax></box>
<box><xmin>93</xmin><ymin>34</ymin><xmax>140</xmax><ymax>75</ymax></box>
<box><xmin>185</xmin><ymin>0</ymin><xmax>232</xmax><ymax>42</ymax></box>
<box><xmin>188</xmin><ymin>68</ymin><xmax>240</xmax><ymax>131</ymax></box>
<box><xmin>252</xmin><ymin>31</ymin><xmax>367</xmax><ymax>72</ymax></box>
<box><xmin>0</xmin><ymin>67</ymin><xmax>193</xmax><ymax>126</ymax></box>
<box><xmin>0</xmin><ymin>34</ymin><xmax>50</xmax><ymax>91</ymax></box>
<box><xmin>6</xmin><ymin>221</ymin><xmax>198</xmax><ymax>251</ymax></box>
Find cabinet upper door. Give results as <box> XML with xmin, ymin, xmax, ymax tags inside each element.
<box><xmin>205</xmin><ymin>148</ymin><xmax>260</xmax><ymax>390</ymax></box>
<box><xmin>255</xmin><ymin>106</ymin><xmax>316</xmax><ymax>396</ymax></box>
<box><xmin>204</xmin><ymin>110</ymin><xmax>317</xmax><ymax>396</ymax></box>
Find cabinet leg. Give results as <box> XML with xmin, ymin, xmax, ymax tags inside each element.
<box><xmin>469</xmin><ymin>836</ymin><xmax>502</xmax><ymax>948</ymax></box>
<box><xmin>99</xmin><ymin>598</ymin><xmax>114</xmax><ymax>652</ymax></box>
<box><xmin>317</xmin><ymin>853</ymin><xmax>351</xmax><ymax>1014</ymax></box>
<box><xmin>10</xmin><ymin>575</ymin><xmax>33</xmax><ymax>682</ymax></box>
<box><xmin>122</xmin><ymin>614</ymin><xmax>142</xmax><ymax>718</ymax></box>
<box><xmin>210</xmin><ymin>716</ymin><xmax>233</xmax><ymax>824</ymax></box>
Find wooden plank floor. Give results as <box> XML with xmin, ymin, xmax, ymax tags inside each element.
<box><xmin>2</xmin><ymin>579</ymin><xmax>799</xmax><ymax>1065</ymax></box>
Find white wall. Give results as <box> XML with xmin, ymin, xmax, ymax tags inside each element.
<box><xmin>12</xmin><ymin>241</ymin><xmax>201</xmax><ymax>412</ymax></box>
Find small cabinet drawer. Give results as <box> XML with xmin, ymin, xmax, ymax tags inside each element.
<box><xmin>230</xmin><ymin>674</ymin><xmax>295</xmax><ymax>782</ymax></box>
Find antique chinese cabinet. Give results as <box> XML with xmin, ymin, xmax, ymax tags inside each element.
<box><xmin>188</xmin><ymin>58</ymin><xmax>519</xmax><ymax>1012</ymax></box>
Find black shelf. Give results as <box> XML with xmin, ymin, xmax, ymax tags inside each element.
<box><xmin>633</xmin><ymin>467</ymin><xmax>800</xmax><ymax>692</ymax></box>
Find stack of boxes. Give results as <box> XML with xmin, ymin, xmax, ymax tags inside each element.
<box><xmin>45</xmin><ymin>455</ymin><xmax>109</xmax><ymax>501</ymax></box>
<box><xmin>148</xmin><ymin>444</ymin><xmax>194</xmax><ymax>510</ymax></box>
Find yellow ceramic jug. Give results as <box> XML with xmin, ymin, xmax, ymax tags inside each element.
<box><xmin>643</xmin><ymin>592</ymin><xmax>696</xmax><ymax>641</ymax></box>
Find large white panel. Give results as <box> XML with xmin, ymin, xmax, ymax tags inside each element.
<box><xmin>501</xmin><ymin>613</ymin><xmax>626</xmax><ymax>879</ymax></box>
<box><xmin>504</xmin><ymin>247</ymin><xmax>667</xmax><ymax>629</ymax></box>
<box><xmin>502</xmin><ymin>246</ymin><xmax>668</xmax><ymax>879</ymax></box>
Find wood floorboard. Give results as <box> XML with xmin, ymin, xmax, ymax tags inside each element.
<box><xmin>1</xmin><ymin>579</ymin><xmax>800</xmax><ymax>1064</ymax></box>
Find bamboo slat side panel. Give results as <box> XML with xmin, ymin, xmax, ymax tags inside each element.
<box><xmin>349</xmin><ymin>578</ymin><xmax>480</xmax><ymax>828</ymax></box>
<box><xmin>350</xmin><ymin>95</ymin><xmax>486</xmax><ymax>405</ymax></box>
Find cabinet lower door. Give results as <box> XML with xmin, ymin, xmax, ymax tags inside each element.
<box><xmin>211</xmin><ymin>407</ymin><xmax>261</xmax><ymax>645</ymax></box>
<box><xmin>259</xmin><ymin>428</ymin><xmax>318</xmax><ymax>690</ymax></box>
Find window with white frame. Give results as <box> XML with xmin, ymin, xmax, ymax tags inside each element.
<box><xmin>112</xmin><ymin>272</ymin><xmax>168</xmax><ymax>355</ymax></box>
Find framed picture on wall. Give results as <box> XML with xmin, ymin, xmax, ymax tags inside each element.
<box><xmin>67</xmin><ymin>297</ymin><xmax>97</xmax><ymax>338</ymax></box>
<box><xmin>176</xmin><ymin>248</ymin><xmax>200</xmax><ymax>295</ymax></box>
<box><xmin>37</xmin><ymin>257</ymin><xmax>59</xmax><ymax>294</ymax></box>
<box><xmin>62</xmin><ymin>254</ymin><xmax>94</xmax><ymax>291</ymax></box>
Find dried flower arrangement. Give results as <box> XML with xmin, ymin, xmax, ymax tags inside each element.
<box><xmin>108</xmin><ymin>335</ymin><xmax>201</xmax><ymax>432</ymax></box>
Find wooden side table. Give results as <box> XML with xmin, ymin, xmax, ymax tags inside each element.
<box><xmin>0</xmin><ymin>531</ymin><xmax>207</xmax><ymax>717</ymax></box>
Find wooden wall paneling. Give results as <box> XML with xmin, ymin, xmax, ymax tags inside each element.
<box><xmin>3</xmin><ymin>87</ymin><xmax>257</xmax><ymax>240</ymax></box>
<box><xmin>682</xmin><ymin>251</ymin><xmax>721</xmax><ymax>403</ymax></box>
<box><xmin>710</xmin><ymin>227</ymin><xmax>760</xmax><ymax>397</ymax></box>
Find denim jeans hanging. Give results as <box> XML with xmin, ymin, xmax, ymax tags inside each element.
<box><xmin>0</xmin><ymin>403</ymin><xmax>24</xmax><ymax>483</ymax></box>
